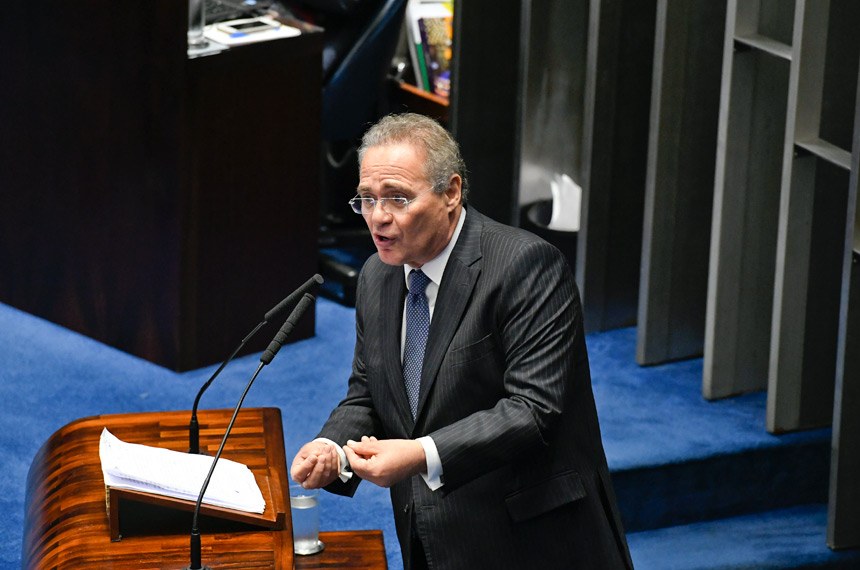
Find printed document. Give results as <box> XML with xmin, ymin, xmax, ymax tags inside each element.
<box><xmin>99</xmin><ymin>428</ymin><xmax>265</xmax><ymax>513</ymax></box>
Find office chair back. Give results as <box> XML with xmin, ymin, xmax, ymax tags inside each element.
<box><xmin>320</xmin><ymin>0</ymin><xmax>407</xmax><ymax>141</ymax></box>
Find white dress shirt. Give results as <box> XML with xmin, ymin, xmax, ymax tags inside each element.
<box><xmin>400</xmin><ymin>207</ymin><xmax>466</xmax><ymax>490</ymax></box>
<box><xmin>318</xmin><ymin>207</ymin><xmax>466</xmax><ymax>490</ymax></box>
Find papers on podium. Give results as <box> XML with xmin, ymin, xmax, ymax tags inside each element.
<box><xmin>99</xmin><ymin>428</ymin><xmax>265</xmax><ymax>514</ymax></box>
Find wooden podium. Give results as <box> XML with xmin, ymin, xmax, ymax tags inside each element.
<box><xmin>21</xmin><ymin>408</ymin><xmax>387</xmax><ymax>569</ymax></box>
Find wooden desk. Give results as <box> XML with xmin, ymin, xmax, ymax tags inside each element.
<box><xmin>0</xmin><ymin>1</ymin><xmax>322</xmax><ymax>371</ymax></box>
<box><xmin>21</xmin><ymin>408</ymin><xmax>386</xmax><ymax>569</ymax></box>
<box><xmin>301</xmin><ymin>531</ymin><xmax>388</xmax><ymax>569</ymax></box>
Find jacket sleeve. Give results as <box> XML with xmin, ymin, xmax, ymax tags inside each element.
<box><xmin>318</xmin><ymin>265</ymin><xmax>385</xmax><ymax>497</ymax></box>
<box><xmin>429</xmin><ymin>238</ymin><xmax>579</xmax><ymax>493</ymax></box>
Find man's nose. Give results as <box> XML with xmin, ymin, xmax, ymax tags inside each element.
<box><xmin>369</xmin><ymin>201</ymin><xmax>393</xmax><ymax>225</ymax></box>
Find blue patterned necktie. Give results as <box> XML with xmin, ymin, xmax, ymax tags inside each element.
<box><xmin>403</xmin><ymin>269</ymin><xmax>431</xmax><ymax>418</ymax></box>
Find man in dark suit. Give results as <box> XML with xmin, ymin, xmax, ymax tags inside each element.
<box><xmin>291</xmin><ymin>113</ymin><xmax>632</xmax><ymax>569</ymax></box>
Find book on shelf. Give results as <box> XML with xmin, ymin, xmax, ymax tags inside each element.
<box><xmin>418</xmin><ymin>13</ymin><xmax>453</xmax><ymax>98</ymax></box>
<box><xmin>406</xmin><ymin>0</ymin><xmax>453</xmax><ymax>97</ymax></box>
<box><xmin>98</xmin><ymin>428</ymin><xmax>266</xmax><ymax>514</ymax></box>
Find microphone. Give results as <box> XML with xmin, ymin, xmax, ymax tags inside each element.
<box><xmin>185</xmin><ymin>293</ymin><xmax>316</xmax><ymax>570</ymax></box>
<box><xmin>188</xmin><ymin>274</ymin><xmax>323</xmax><ymax>454</ymax></box>
<box><xmin>260</xmin><ymin>293</ymin><xmax>316</xmax><ymax>364</ymax></box>
<box><xmin>263</xmin><ymin>275</ymin><xmax>324</xmax><ymax>322</ymax></box>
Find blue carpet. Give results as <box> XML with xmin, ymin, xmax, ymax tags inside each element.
<box><xmin>0</xmin><ymin>298</ymin><xmax>400</xmax><ymax>568</ymax></box>
<box><xmin>1</xmin><ymin>299</ymin><xmax>857</xmax><ymax>569</ymax></box>
<box><xmin>628</xmin><ymin>505</ymin><xmax>860</xmax><ymax>569</ymax></box>
<box><xmin>585</xmin><ymin>327</ymin><xmax>831</xmax><ymax>531</ymax></box>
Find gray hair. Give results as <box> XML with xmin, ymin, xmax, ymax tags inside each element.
<box><xmin>358</xmin><ymin>113</ymin><xmax>469</xmax><ymax>202</ymax></box>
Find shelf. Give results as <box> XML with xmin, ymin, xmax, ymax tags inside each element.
<box><xmin>734</xmin><ymin>33</ymin><xmax>792</xmax><ymax>61</ymax></box>
<box><xmin>388</xmin><ymin>80</ymin><xmax>449</xmax><ymax>125</ymax></box>
<box><xmin>398</xmin><ymin>81</ymin><xmax>449</xmax><ymax>107</ymax></box>
<box><xmin>855</xmin><ymin>223</ymin><xmax>860</xmax><ymax>256</ymax></box>
<box><xmin>794</xmin><ymin>137</ymin><xmax>852</xmax><ymax>171</ymax></box>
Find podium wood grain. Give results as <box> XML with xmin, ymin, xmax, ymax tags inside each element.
<box><xmin>22</xmin><ymin>408</ymin><xmax>387</xmax><ymax>569</ymax></box>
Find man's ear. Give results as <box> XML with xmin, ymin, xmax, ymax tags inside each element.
<box><xmin>444</xmin><ymin>174</ymin><xmax>462</xmax><ymax>209</ymax></box>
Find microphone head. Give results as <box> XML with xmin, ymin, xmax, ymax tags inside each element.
<box><xmin>296</xmin><ymin>292</ymin><xmax>315</xmax><ymax>316</ymax></box>
<box><xmin>260</xmin><ymin>292</ymin><xmax>316</xmax><ymax>365</ymax></box>
<box><xmin>264</xmin><ymin>274</ymin><xmax>324</xmax><ymax>322</ymax></box>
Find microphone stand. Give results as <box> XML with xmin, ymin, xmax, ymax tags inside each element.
<box><xmin>188</xmin><ymin>274</ymin><xmax>322</xmax><ymax>454</ymax></box>
<box><xmin>188</xmin><ymin>323</ymin><xmax>265</xmax><ymax>454</ymax></box>
<box><xmin>187</xmin><ymin>360</ymin><xmax>266</xmax><ymax>570</ymax></box>
<box><xmin>185</xmin><ymin>293</ymin><xmax>315</xmax><ymax>570</ymax></box>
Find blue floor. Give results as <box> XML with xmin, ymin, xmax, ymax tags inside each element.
<box><xmin>628</xmin><ymin>505</ymin><xmax>860</xmax><ymax>570</ymax></box>
<box><xmin>1</xmin><ymin>298</ymin><xmax>857</xmax><ymax>569</ymax></box>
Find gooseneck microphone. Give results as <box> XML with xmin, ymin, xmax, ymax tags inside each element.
<box><xmin>188</xmin><ymin>274</ymin><xmax>323</xmax><ymax>454</ymax></box>
<box><xmin>185</xmin><ymin>293</ymin><xmax>316</xmax><ymax>570</ymax></box>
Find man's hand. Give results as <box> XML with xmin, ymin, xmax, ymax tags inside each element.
<box><xmin>290</xmin><ymin>441</ymin><xmax>340</xmax><ymax>489</ymax></box>
<box><xmin>344</xmin><ymin>436</ymin><xmax>426</xmax><ymax>488</ymax></box>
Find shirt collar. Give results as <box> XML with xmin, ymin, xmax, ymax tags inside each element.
<box><xmin>404</xmin><ymin>206</ymin><xmax>466</xmax><ymax>289</ymax></box>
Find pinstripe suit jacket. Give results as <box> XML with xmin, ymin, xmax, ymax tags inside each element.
<box><xmin>319</xmin><ymin>207</ymin><xmax>632</xmax><ymax>569</ymax></box>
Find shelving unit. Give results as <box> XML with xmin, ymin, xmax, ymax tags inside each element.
<box><xmin>706</xmin><ymin>0</ymin><xmax>858</xmax><ymax>421</ymax></box>
<box><xmin>636</xmin><ymin>0</ymin><xmax>726</xmax><ymax>365</ymax></box>
<box><xmin>449</xmin><ymin>0</ymin><xmax>523</xmax><ymax>225</ymax></box>
<box><xmin>830</xmin><ymin>234</ymin><xmax>860</xmax><ymax>550</ymax></box>
<box><xmin>390</xmin><ymin>80</ymin><xmax>450</xmax><ymax>124</ymax></box>
<box><xmin>828</xmin><ymin>44</ymin><xmax>860</xmax><ymax>552</ymax></box>
<box><xmin>704</xmin><ymin>0</ymin><xmax>793</xmax><ymax>399</ymax></box>
<box><xmin>733</xmin><ymin>32</ymin><xmax>791</xmax><ymax>60</ymax></box>
<box><xmin>396</xmin><ymin>0</ymin><xmax>528</xmax><ymax>226</ymax></box>
<box><xmin>766</xmin><ymin>0</ymin><xmax>857</xmax><ymax>433</ymax></box>
<box><xmin>706</xmin><ymin>0</ymin><xmax>860</xmax><ymax>543</ymax></box>
<box><xmin>440</xmin><ymin>0</ymin><xmax>860</xmax><ymax>551</ymax></box>
<box><xmin>577</xmin><ymin>0</ymin><xmax>657</xmax><ymax>332</ymax></box>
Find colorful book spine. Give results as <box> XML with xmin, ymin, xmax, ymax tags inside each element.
<box><xmin>417</xmin><ymin>15</ymin><xmax>453</xmax><ymax>98</ymax></box>
<box><xmin>406</xmin><ymin>0</ymin><xmax>430</xmax><ymax>91</ymax></box>
<box><xmin>406</xmin><ymin>0</ymin><xmax>453</xmax><ymax>94</ymax></box>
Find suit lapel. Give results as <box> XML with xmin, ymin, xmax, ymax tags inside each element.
<box><xmin>415</xmin><ymin>208</ymin><xmax>484</xmax><ymax>424</ymax></box>
<box><xmin>378</xmin><ymin>263</ymin><xmax>414</xmax><ymax>433</ymax></box>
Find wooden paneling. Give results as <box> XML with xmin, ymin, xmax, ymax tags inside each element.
<box><xmin>181</xmin><ymin>35</ymin><xmax>322</xmax><ymax>370</ymax></box>
<box><xmin>0</xmin><ymin>0</ymin><xmax>187</xmax><ymax>367</ymax></box>
<box><xmin>0</xmin><ymin>2</ymin><xmax>322</xmax><ymax>370</ymax></box>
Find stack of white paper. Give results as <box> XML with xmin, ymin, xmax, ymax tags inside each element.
<box><xmin>99</xmin><ymin>428</ymin><xmax>265</xmax><ymax>514</ymax></box>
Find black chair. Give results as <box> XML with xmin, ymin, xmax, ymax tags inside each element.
<box><xmin>318</xmin><ymin>0</ymin><xmax>407</xmax><ymax>142</ymax></box>
<box><xmin>314</xmin><ymin>0</ymin><xmax>408</xmax><ymax>233</ymax></box>
<box><xmin>280</xmin><ymin>0</ymin><xmax>406</xmax><ymax>224</ymax></box>
<box><xmin>280</xmin><ymin>0</ymin><xmax>407</xmax><ymax>303</ymax></box>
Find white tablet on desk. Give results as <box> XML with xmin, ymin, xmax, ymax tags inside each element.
<box><xmin>205</xmin><ymin>16</ymin><xmax>301</xmax><ymax>46</ymax></box>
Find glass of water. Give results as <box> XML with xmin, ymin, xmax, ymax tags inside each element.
<box><xmin>187</xmin><ymin>0</ymin><xmax>209</xmax><ymax>48</ymax></box>
<box><xmin>290</xmin><ymin>484</ymin><xmax>324</xmax><ymax>555</ymax></box>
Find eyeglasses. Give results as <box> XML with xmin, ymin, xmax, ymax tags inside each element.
<box><xmin>348</xmin><ymin>195</ymin><xmax>418</xmax><ymax>215</ymax></box>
